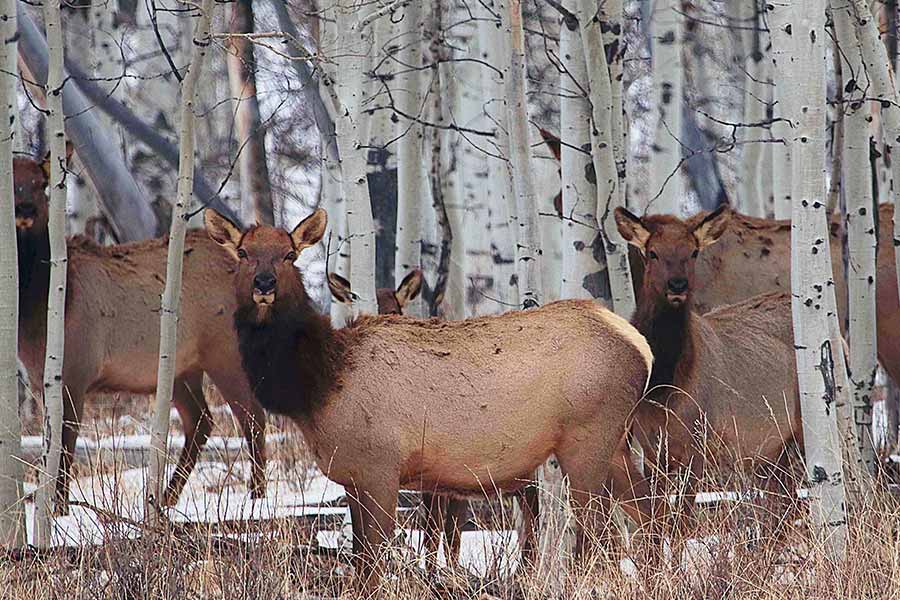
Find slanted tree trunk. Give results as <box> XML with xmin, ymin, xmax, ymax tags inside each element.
<box><xmin>146</xmin><ymin>0</ymin><xmax>216</xmax><ymax>522</ymax></box>
<box><xmin>395</xmin><ymin>0</ymin><xmax>426</xmax><ymax>318</ymax></box>
<box><xmin>0</xmin><ymin>0</ymin><xmax>25</xmax><ymax>549</ymax></box>
<box><xmin>33</xmin><ymin>0</ymin><xmax>67</xmax><ymax>547</ymax></box>
<box><xmin>783</xmin><ymin>0</ymin><xmax>847</xmax><ymax>558</ymax></box>
<box><xmin>16</xmin><ymin>6</ymin><xmax>157</xmax><ymax>241</ymax></box>
<box><xmin>833</xmin><ymin>0</ymin><xmax>879</xmax><ymax>477</ymax></box>
<box><xmin>850</xmin><ymin>0</ymin><xmax>900</xmax><ymax>311</ymax></box>
<box><xmin>649</xmin><ymin>0</ymin><xmax>685</xmax><ymax>215</ymax></box>
<box><xmin>769</xmin><ymin>0</ymin><xmax>795</xmax><ymax>220</ymax></box>
<box><xmin>226</xmin><ymin>0</ymin><xmax>275</xmax><ymax>226</ymax></box>
<box><xmin>582</xmin><ymin>0</ymin><xmax>635</xmax><ymax>318</ymax></box>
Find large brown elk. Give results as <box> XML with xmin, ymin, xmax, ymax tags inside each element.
<box><xmin>613</xmin><ymin>206</ymin><xmax>802</xmax><ymax>523</ymax></box>
<box><xmin>540</xmin><ymin>128</ymin><xmax>900</xmax><ymax>387</ymax></box>
<box><xmin>13</xmin><ymin>153</ymin><xmax>267</xmax><ymax>512</ymax></box>
<box><xmin>204</xmin><ymin>207</ymin><xmax>653</xmax><ymax>586</ymax></box>
<box><xmin>327</xmin><ymin>270</ymin><xmax>542</xmax><ymax>571</ymax></box>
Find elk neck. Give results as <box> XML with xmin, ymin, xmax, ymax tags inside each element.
<box><xmin>631</xmin><ymin>291</ymin><xmax>695</xmax><ymax>394</ymax></box>
<box><xmin>16</xmin><ymin>223</ymin><xmax>51</xmax><ymax>330</ymax></box>
<box><xmin>233</xmin><ymin>269</ymin><xmax>343</xmax><ymax>421</ymax></box>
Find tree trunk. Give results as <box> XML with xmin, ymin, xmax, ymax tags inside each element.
<box><xmin>739</xmin><ymin>0</ymin><xmax>770</xmax><ymax>217</ymax></box>
<box><xmin>582</xmin><ymin>0</ymin><xmax>636</xmax><ymax>318</ymax></box>
<box><xmin>16</xmin><ymin>6</ymin><xmax>157</xmax><ymax>242</ymax></box>
<box><xmin>769</xmin><ymin>0</ymin><xmax>795</xmax><ymax>220</ymax></box>
<box><xmin>394</xmin><ymin>0</ymin><xmax>426</xmax><ymax>318</ymax></box>
<box><xmin>33</xmin><ymin>0</ymin><xmax>67</xmax><ymax>547</ymax></box>
<box><xmin>226</xmin><ymin>0</ymin><xmax>275</xmax><ymax>226</ymax></box>
<box><xmin>146</xmin><ymin>0</ymin><xmax>216</xmax><ymax>522</ymax></box>
<box><xmin>849</xmin><ymin>0</ymin><xmax>900</xmax><ymax>313</ymax></box>
<box><xmin>0</xmin><ymin>0</ymin><xmax>26</xmax><ymax>549</ymax></box>
<box><xmin>560</xmin><ymin>1</ymin><xmax>606</xmax><ymax>303</ymax></box>
<box><xmin>833</xmin><ymin>0</ymin><xmax>879</xmax><ymax>477</ymax></box>
<box><xmin>784</xmin><ymin>0</ymin><xmax>847</xmax><ymax>558</ymax></box>
<box><xmin>649</xmin><ymin>0</ymin><xmax>685</xmax><ymax>215</ymax></box>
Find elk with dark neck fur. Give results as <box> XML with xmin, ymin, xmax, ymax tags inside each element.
<box><xmin>205</xmin><ymin>207</ymin><xmax>654</xmax><ymax>588</ymax></box>
<box><xmin>615</xmin><ymin>206</ymin><xmax>802</xmax><ymax>526</ymax></box>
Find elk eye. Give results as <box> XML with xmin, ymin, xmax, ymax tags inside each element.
<box><xmin>237</xmin><ymin>248</ymin><xmax>248</xmax><ymax>259</ymax></box>
<box><xmin>285</xmin><ymin>251</ymin><xmax>298</xmax><ymax>262</ymax></box>
<box><xmin>691</xmin><ymin>249</ymin><xmax>699</xmax><ymax>259</ymax></box>
<box><xmin>648</xmin><ymin>250</ymin><xmax>658</xmax><ymax>260</ymax></box>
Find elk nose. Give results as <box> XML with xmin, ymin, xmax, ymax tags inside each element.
<box><xmin>667</xmin><ymin>277</ymin><xmax>688</xmax><ymax>294</ymax></box>
<box><xmin>253</xmin><ymin>273</ymin><xmax>277</xmax><ymax>294</ymax></box>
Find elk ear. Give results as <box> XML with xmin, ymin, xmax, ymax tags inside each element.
<box><xmin>204</xmin><ymin>208</ymin><xmax>244</xmax><ymax>260</ymax></box>
<box><xmin>327</xmin><ymin>272</ymin><xmax>355</xmax><ymax>304</ymax></box>
<box><xmin>614</xmin><ymin>207</ymin><xmax>651</xmax><ymax>252</ymax></box>
<box><xmin>395</xmin><ymin>269</ymin><xmax>423</xmax><ymax>308</ymax></box>
<box><xmin>538</xmin><ymin>128</ymin><xmax>561</xmax><ymax>161</ymax></box>
<box><xmin>692</xmin><ymin>204</ymin><xmax>731</xmax><ymax>249</ymax></box>
<box><xmin>41</xmin><ymin>142</ymin><xmax>76</xmax><ymax>183</ymax></box>
<box><xmin>290</xmin><ymin>208</ymin><xmax>327</xmax><ymax>252</ymax></box>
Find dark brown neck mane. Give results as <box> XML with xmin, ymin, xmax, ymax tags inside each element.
<box><xmin>233</xmin><ymin>269</ymin><xmax>340</xmax><ymax>420</ymax></box>
<box><xmin>16</xmin><ymin>225</ymin><xmax>51</xmax><ymax>328</ymax></box>
<box><xmin>631</xmin><ymin>290</ymin><xmax>694</xmax><ymax>394</ymax></box>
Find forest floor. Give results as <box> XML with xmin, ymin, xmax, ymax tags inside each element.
<box><xmin>5</xmin><ymin>390</ymin><xmax>900</xmax><ymax>599</ymax></box>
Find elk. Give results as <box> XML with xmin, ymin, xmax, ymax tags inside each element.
<box><xmin>204</xmin><ymin>207</ymin><xmax>653</xmax><ymax>585</ymax></box>
<box><xmin>327</xmin><ymin>270</ymin><xmax>542</xmax><ymax>571</ymax></box>
<box><xmin>614</xmin><ymin>206</ymin><xmax>802</xmax><ymax>523</ymax></box>
<box><xmin>13</xmin><ymin>153</ymin><xmax>267</xmax><ymax>512</ymax></box>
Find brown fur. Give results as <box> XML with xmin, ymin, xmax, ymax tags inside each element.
<box><xmin>13</xmin><ymin>155</ymin><xmax>267</xmax><ymax>512</ymax></box>
<box><xmin>206</xmin><ymin>208</ymin><xmax>653</xmax><ymax>585</ymax></box>
<box><xmin>615</xmin><ymin>207</ymin><xmax>801</xmax><ymax>525</ymax></box>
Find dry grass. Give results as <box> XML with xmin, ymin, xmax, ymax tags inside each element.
<box><xmin>9</xmin><ymin>389</ymin><xmax>900</xmax><ymax>599</ymax></box>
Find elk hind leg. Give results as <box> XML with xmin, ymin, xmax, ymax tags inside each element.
<box><xmin>164</xmin><ymin>375</ymin><xmax>211</xmax><ymax>506</ymax></box>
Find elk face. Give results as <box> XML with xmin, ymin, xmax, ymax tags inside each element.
<box><xmin>615</xmin><ymin>205</ymin><xmax>730</xmax><ymax>309</ymax></box>
<box><xmin>205</xmin><ymin>208</ymin><xmax>327</xmax><ymax>322</ymax></box>
<box><xmin>13</xmin><ymin>157</ymin><xmax>50</xmax><ymax>235</ymax></box>
<box><xmin>328</xmin><ymin>269</ymin><xmax>423</xmax><ymax>315</ymax></box>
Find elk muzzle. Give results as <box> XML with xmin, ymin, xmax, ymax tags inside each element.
<box><xmin>253</xmin><ymin>272</ymin><xmax>277</xmax><ymax>306</ymax></box>
<box><xmin>15</xmin><ymin>204</ymin><xmax>36</xmax><ymax>230</ymax></box>
<box><xmin>666</xmin><ymin>277</ymin><xmax>689</xmax><ymax>306</ymax></box>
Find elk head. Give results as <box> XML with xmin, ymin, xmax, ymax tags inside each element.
<box><xmin>14</xmin><ymin>143</ymin><xmax>75</xmax><ymax>237</ymax></box>
<box><xmin>204</xmin><ymin>208</ymin><xmax>328</xmax><ymax>323</ymax></box>
<box><xmin>328</xmin><ymin>269</ymin><xmax>423</xmax><ymax>315</ymax></box>
<box><xmin>614</xmin><ymin>205</ymin><xmax>731</xmax><ymax>310</ymax></box>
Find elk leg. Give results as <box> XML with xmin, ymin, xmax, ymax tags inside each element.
<box><xmin>56</xmin><ymin>384</ymin><xmax>85</xmax><ymax>515</ymax></box>
<box><xmin>164</xmin><ymin>376</ymin><xmax>211</xmax><ymax>506</ymax></box>
<box><xmin>206</xmin><ymin>369</ymin><xmax>267</xmax><ymax>499</ymax></box>
<box><xmin>421</xmin><ymin>491</ymin><xmax>444</xmax><ymax>574</ymax></box>
<box><xmin>347</xmin><ymin>486</ymin><xmax>365</xmax><ymax>568</ymax></box>
<box><xmin>356</xmin><ymin>483</ymin><xmax>399</xmax><ymax>594</ymax></box>
<box><xmin>516</xmin><ymin>483</ymin><xmax>539</xmax><ymax>567</ymax></box>
<box><xmin>443</xmin><ymin>498</ymin><xmax>468</xmax><ymax>569</ymax></box>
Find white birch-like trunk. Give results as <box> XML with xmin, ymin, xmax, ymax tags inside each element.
<box><xmin>784</xmin><ymin>2</ymin><xmax>847</xmax><ymax>558</ymax></box>
<box><xmin>833</xmin><ymin>1</ymin><xmax>879</xmax><ymax>477</ymax></box>
<box><xmin>850</xmin><ymin>0</ymin><xmax>900</xmax><ymax>311</ymax></box>
<box><xmin>582</xmin><ymin>0</ymin><xmax>636</xmax><ymax>318</ymax></box>
<box><xmin>226</xmin><ymin>0</ymin><xmax>275</xmax><ymax>226</ymax></box>
<box><xmin>560</xmin><ymin>2</ymin><xmax>604</xmax><ymax>303</ymax></box>
<box><xmin>649</xmin><ymin>0</ymin><xmax>685</xmax><ymax>215</ymax></box>
<box><xmin>395</xmin><ymin>0</ymin><xmax>426</xmax><ymax>318</ymax></box>
<box><xmin>0</xmin><ymin>0</ymin><xmax>25</xmax><ymax>549</ymax></box>
<box><xmin>324</xmin><ymin>2</ymin><xmax>377</xmax><ymax>316</ymax></box>
<box><xmin>146</xmin><ymin>0</ymin><xmax>216</xmax><ymax>522</ymax></box>
<box><xmin>739</xmin><ymin>0</ymin><xmax>771</xmax><ymax>217</ymax></box>
<box><xmin>769</xmin><ymin>0</ymin><xmax>795</xmax><ymax>220</ymax></box>
<box><xmin>506</xmin><ymin>0</ymin><xmax>542</xmax><ymax>309</ymax></box>
<box><xmin>33</xmin><ymin>0</ymin><xmax>67</xmax><ymax>547</ymax></box>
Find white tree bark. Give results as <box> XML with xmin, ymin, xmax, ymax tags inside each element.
<box><xmin>395</xmin><ymin>0</ymin><xmax>426</xmax><ymax>318</ymax></box>
<box><xmin>649</xmin><ymin>0</ymin><xmax>685</xmax><ymax>215</ymax></box>
<box><xmin>833</xmin><ymin>0</ymin><xmax>879</xmax><ymax>477</ymax></box>
<box><xmin>147</xmin><ymin>0</ymin><xmax>216</xmax><ymax>522</ymax></box>
<box><xmin>33</xmin><ymin>0</ymin><xmax>67</xmax><ymax>547</ymax></box>
<box><xmin>582</xmin><ymin>0</ymin><xmax>636</xmax><ymax>318</ymax></box>
<box><xmin>0</xmin><ymin>0</ymin><xmax>25</xmax><ymax>549</ymax></box>
<box><xmin>849</xmin><ymin>0</ymin><xmax>900</xmax><ymax>312</ymax></box>
<box><xmin>506</xmin><ymin>0</ymin><xmax>542</xmax><ymax>309</ymax></box>
<box><xmin>784</xmin><ymin>2</ymin><xmax>847</xmax><ymax>558</ymax></box>
<box><xmin>739</xmin><ymin>0</ymin><xmax>771</xmax><ymax>217</ymax></box>
<box><xmin>323</xmin><ymin>2</ymin><xmax>377</xmax><ymax>316</ymax></box>
<box><xmin>560</xmin><ymin>2</ymin><xmax>604</xmax><ymax>303</ymax></box>
<box><xmin>769</xmin><ymin>0</ymin><xmax>795</xmax><ymax>220</ymax></box>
